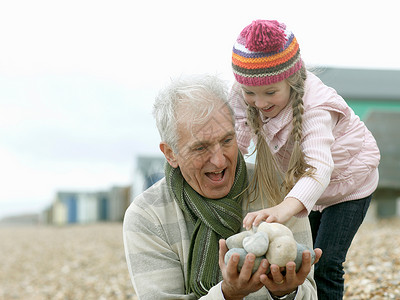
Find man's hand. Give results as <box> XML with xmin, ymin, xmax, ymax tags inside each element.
<box><xmin>218</xmin><ymin>239</ymin><xmax>269</xmax><ymax>300</ymax></box>
<box><xmin>260</xmin><ymin>248</ymin><xmax>323</xmax><ymax>297</ymax></box>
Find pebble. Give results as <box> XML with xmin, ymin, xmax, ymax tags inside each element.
<box><xmin>243</xmin><ymin>231</ymin><xmax>269</xmax><ymax>256</ymax></box>
<box><xmin>224</xmin><ymin>248</ymin><xmax>265</xmax><ymax>274</ymax></box>
<box><xmin>294</xmin><ymin>242</ymin><xmax>316</xmax><ymax>272</ymax></box>
<box><xmin>266</xmin><ymin>235</ymin><xmax>297</xmax><ymax>267</ymax></box>
<box><xmin>224</xmin><ymin>248</ymin><xmax>248</xmax><ymax>271</ymax></box>
<box><xmin>226</xmin><ymin>230</ymin><xmax>253</xmax><ymax>250</ymax></box>
<box><xmin>257</xmin><ymin>222</ymin><xmax>293</xmax><ymax>241</ymax></box>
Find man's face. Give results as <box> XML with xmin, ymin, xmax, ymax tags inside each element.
<box><xmin>172</xmin><ymin>105</ymin><xmax>238</xmax><ymax>199</ymax></box>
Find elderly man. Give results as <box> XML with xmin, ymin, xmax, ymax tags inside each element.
<box><xmin>123</xmin><ymin>74</ymin><xmax>321</xmax><ymax>300</ymax></box>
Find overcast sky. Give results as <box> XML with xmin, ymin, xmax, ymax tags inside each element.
<box><xmin>1</xmin><ymin>0</ymin><xmax>399</xmax><ymax>219</ymax></box>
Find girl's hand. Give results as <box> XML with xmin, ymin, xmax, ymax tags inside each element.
<box><xmin>243</xmin><ymin>197</ymin><xmax>305</xmax><ymax>229</ymax></box>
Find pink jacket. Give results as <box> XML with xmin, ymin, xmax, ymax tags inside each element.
<box><xmin>229</xmin><ymin>71</ymin><xmax>380</xmax><ymax>215</ymax></box>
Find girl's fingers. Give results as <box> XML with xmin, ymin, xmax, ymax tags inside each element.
<box><xmin>243</xmin><ymin>214</ymin><xmax>256</xmax><ymax>230</ymax></box>
<box><xmin>253</xmin><ymin>214</ymin><xmax>266</xmax><ymax>227</ymax></box>
<box><xmin>264</xmin><ymin>214</ymin><xmax>277</xmax><ymax>223</ymax></box>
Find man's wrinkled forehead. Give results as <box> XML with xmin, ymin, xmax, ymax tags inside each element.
<box><xmin>176</xmin><ymin>104</ymin><xmax>235</xmax><ymax>146</ymax></box>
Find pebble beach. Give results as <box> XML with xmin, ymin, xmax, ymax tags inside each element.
<box><xmin>0</xmin><ymin>218</ymin><xmax>399</xmax><ymax>300</ymax></box>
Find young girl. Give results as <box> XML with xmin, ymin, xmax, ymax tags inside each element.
<box><xmin>229</xmin><ymin>20</ymin><xmax>380</xmax><ymax>299</ymax></box>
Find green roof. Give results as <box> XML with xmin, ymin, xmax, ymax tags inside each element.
<box><xmin>346</xmin><ymin>100</ymin><xmax>400</xmax><ymax>120</ymax></box>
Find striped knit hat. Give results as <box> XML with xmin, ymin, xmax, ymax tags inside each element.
<box><xmin>232</xmin><ymin>20</ymin><xmax>302</xmax><ymax>86</ymax></box>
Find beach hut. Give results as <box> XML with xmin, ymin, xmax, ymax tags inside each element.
<box><xmin>77</xmin><ymin>192</ymin><xmax>99</xmax><ymax>224</ymax></box>
<box><xmin>97</xmin><ymin>191</ymin><xmax>109</xmax><ymax>221</ymax></box>
<box><xmin>108</xmin><ymin>186</ymin><xmax>131</xmax><ymax>222</ymax></box>
<box><xmin>52</xmin><ymin>196</ymin><xmax>68</xmax><ymax>225</ymax></box>
<box><xmin>53</xmin><ymin>192</ymin><xmax>79</xmax><ymax>224</ymax></box>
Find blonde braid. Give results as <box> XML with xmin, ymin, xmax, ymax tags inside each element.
<box><xmin>284</xmin><ymin>66</ymin><xmax>316</xmax><ymax>193</ymax></box>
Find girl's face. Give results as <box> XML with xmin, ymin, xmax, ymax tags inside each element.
<box><xmin>241</xmin><ymin>80</ymin><xmax>291</xmax><ymax>118</ymax></box>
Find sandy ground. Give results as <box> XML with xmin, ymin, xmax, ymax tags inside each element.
<box><xmin>0</xmin><ymin>223</ymin><xmax>135</xmax><ymax>300</ymax></box>
<box><xmin>0</xmin><ymin>218</ymin><xmax>399</xmax><ymax>300</ymax></box>
<box><xmin>343</xmin><ymin>218</ymin><xmax>400</xmax><ymax>299</ymax></box>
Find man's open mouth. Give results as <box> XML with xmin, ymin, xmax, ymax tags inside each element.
<box><xmin>206</xmin><ymin>169</ymin><xmax>225</xmax><ymax>181</ymax></box>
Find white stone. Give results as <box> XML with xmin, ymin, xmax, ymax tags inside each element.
<box><xmin>226</xmin><ymin>230</ymin><xmax>253</xmax><ymax>249</ymax></box>
<box><xmin>266</xmin><ymin>235</ymin><xmax>297</xmax><ymax>267</ymax></box>
<box><xmin>256</xmin><ymin>222</ymin><xmax>293</xmax><ymax>242</ymax></box>
<box><xmin>243</xmin><ymin>232</ymin><xmax>269</xmax><ymax>257</ymax></box>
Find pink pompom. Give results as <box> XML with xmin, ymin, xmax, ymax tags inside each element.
<box><xmin>241</xmin><ymin>20</ymin><xmax>287</xmax><ymax>52</ymax></box>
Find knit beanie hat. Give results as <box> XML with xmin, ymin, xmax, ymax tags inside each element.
<box><xmin>232</xmin><ymin>20</ymin><xmax>302</xmax><ymax>86</ymax></box>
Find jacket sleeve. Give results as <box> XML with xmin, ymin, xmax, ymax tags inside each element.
<box><xmin>285</xmin><ymin>109</ymin><xmax>336</xmax><ymax>216</ymax></box>
<box><xmin>228</xmin><ymin>82</ymin><xmax>253</xmax><ymax>155</ymax></box>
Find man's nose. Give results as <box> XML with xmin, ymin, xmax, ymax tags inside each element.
<box><xmin>209</xmin><ymin>144</ymin><xmax>226</xmax><ymax>168</ymax></box>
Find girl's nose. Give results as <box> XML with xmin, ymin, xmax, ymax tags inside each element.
<box><xmin>254</xmin><ymin>96</ymin><xmax>266</xmax><ymax>109</ymax></box>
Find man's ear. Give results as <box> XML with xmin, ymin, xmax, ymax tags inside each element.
<box><xmin>160</xmin><ymin>142</ymin><xmax>178</xmax><ymax>168</ymax></box>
